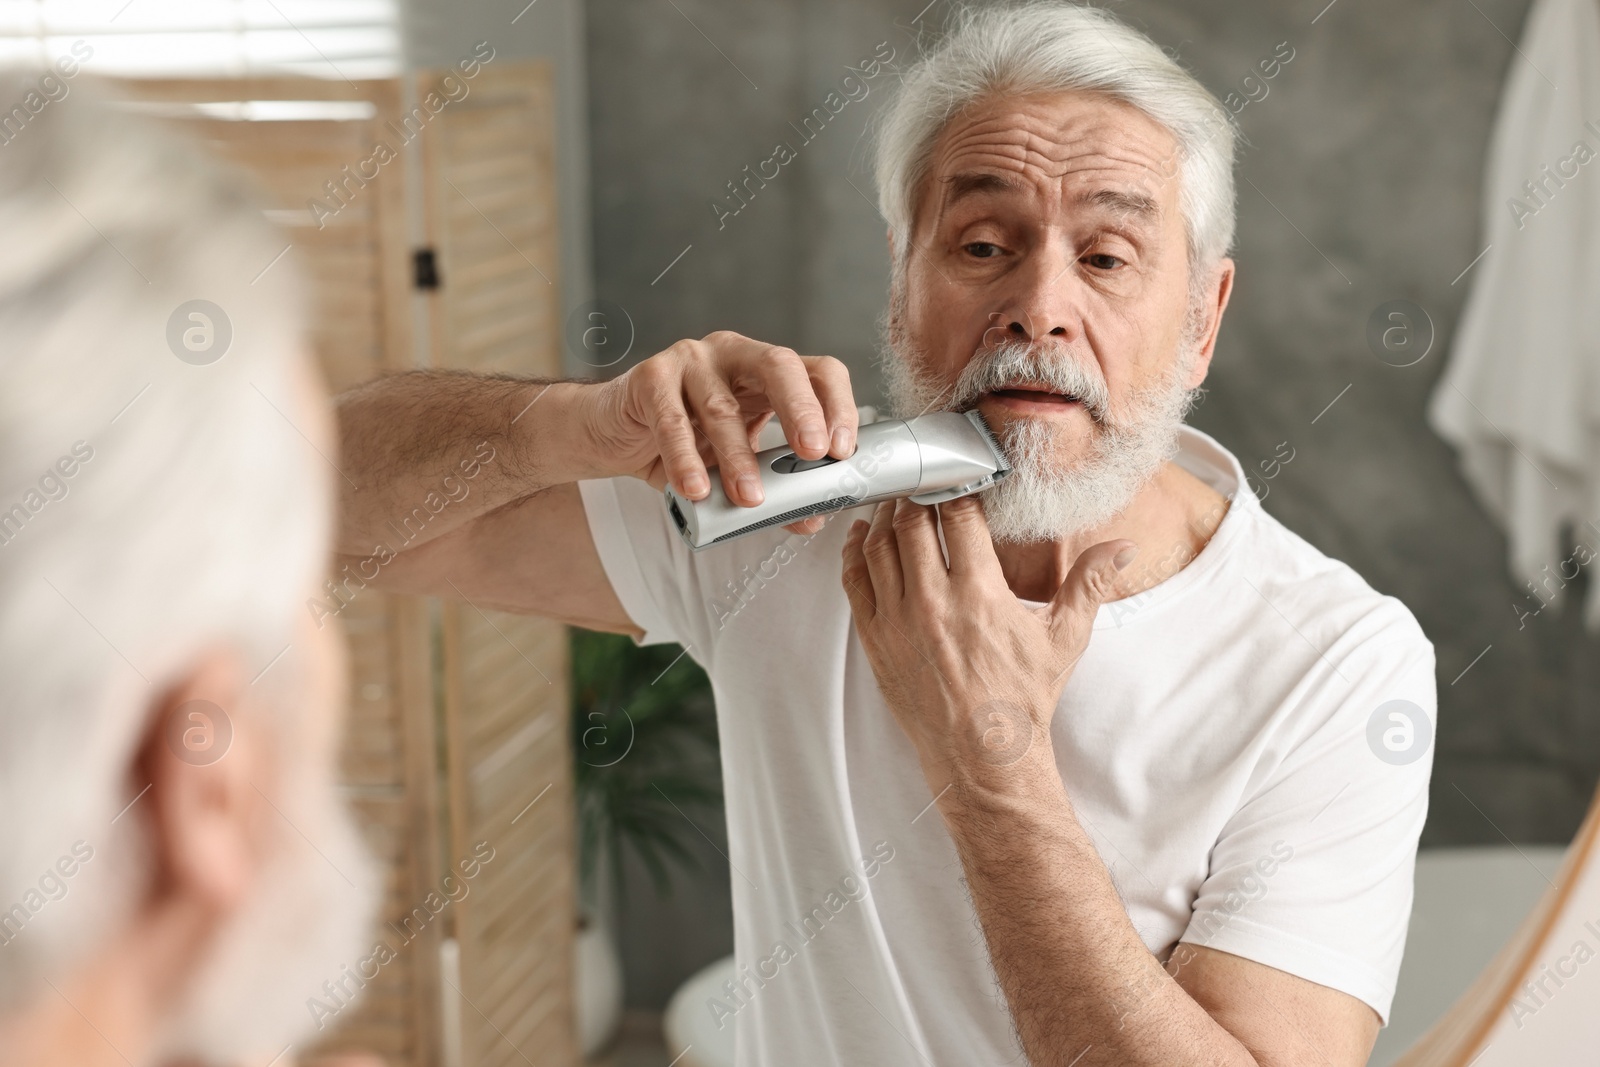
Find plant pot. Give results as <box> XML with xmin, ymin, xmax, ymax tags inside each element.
<box><xmin>575</xmin><ymin>910</ymin><xmax>624</xmax><ymax>1058</ymax></box>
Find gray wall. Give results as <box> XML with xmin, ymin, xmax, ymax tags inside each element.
<box><xmin>585</xmin><ymin>0</ymin><xmax>1600</xmax><ymax>1008</ymax></box>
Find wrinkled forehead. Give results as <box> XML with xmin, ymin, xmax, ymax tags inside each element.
<box><xmin>915</xmin><ymin>89</ymin><xmax>1183</xmax><ymax>236</ymax></box>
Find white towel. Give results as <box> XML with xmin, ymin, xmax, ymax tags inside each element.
<box><xmin>1429</xmin><ymin>0</ymin><xmax>1600</xmax><ymax>629</ymax></box>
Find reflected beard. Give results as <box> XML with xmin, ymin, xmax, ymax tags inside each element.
<box><xmin>154</xmin><ymin>762</ymin><xmax>382</xmax><ymax>1063</ymax></box>
<box><xmin>879</xmin><ymin>297</ymin><xmax>1204</xmax><ymax>543</ymax></box>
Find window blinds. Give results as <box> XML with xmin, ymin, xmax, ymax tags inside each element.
<box><xmin>0</xmin><ymin>0</ymin><xmax>400</xmax><ymax>79</ymax></box>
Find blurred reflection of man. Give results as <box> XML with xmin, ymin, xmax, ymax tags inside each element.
<box><xmin>0</xmin><ymin>73</ymin><xmax>381</xmax><ymax>1067</ymax></box>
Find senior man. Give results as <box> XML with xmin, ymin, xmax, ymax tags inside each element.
<box><xmin>0</xmin><ymin>75</ymin><xmax>381</xmax><ymax>1066</ymax></box>
<box><xmin>338</xmin><ymin>4</ymin><xmax>1433</xmax><ymax>1065</ymax></box>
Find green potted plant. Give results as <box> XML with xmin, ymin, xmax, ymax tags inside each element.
<box><xmin>569</xmin><ymin>628</ymin><xmax>721</xmax><ymax>1057</ymax></box>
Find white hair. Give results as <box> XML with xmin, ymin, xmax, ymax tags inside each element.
<box><xmin>873</xmin><ymin>1</ymin><xmax>1237</xmax><ymax>276</ymax></box>
<box><xmin>0</xmin><ymin>70</ymin><xmax>332</xmax><ymax>1009</ymax></box>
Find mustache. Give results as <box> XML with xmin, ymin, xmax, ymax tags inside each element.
<box><xmin>947</xmin><ymin>342</ymin><xmax>1112</xmax><ymax>422</ymax></box>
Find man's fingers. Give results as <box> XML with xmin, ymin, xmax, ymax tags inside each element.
<box><xmin>736</xmin><ymin>346</ymin><xmax>858</xmax><ymax>461</ymax></box>
<box><xmin>784</xmin><ymin>514</ymin><xmax>829</xmax><ymax>535</ymax></box>
<box><xmin>638</xmin><ymin>360</ymin><xmax>712</xmax><ymax>500</ymax></box>
<box><xmin>640</xmin><ymin>332</ymin><xmax>860</xmax><ymax>508</ymax></box>
<box><xmin>937</xmin><ymin>495</ymin><xmax>1006</xmax><ymax>584</ymax></box>
<box><xmin>744</xmin><ymin>410</ymin><xmax>776</xmax><ymax>450</ymax></box>
<box><xmin>1049</xmin><ymin>539</ymin><xmax>1138</xmax><ymax>637</ymax></box>
<box><xmin>840</xmin><ymin>516</ymin><xmax>877</xmax><ymax>619</ymax></box>
<box><xmin>743</xmin><ymin>344</ymin><xmax>832</xmax><ymax>459</ymax></box>
<box><xmin>684</xmin><ymin>368</ymin><xmax>766</xmax><ymax>506</ymax></box>
<box><xmin>890</xmin><ymin>497</ymin><xmax>945</xmax><ymax>600</ymax></box>
<box><xmin>804</xmin><ymin>354</ymin><xmax>858</xmax><ymax>458</ymax></box>
<box><xmin>860</xmin><ymin>500</ymin><xmax>904</xmax><ymax>605</ymax></box>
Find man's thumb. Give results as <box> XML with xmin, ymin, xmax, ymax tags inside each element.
<box><xmin>1048</xmin><ymin>539</ymin><xmax>1139</xmax><ymax>634</ymax></box>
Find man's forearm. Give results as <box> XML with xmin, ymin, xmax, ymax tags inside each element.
<box><xmin>938</xmin><ymin>754</ymin><xmax>1257</xmax><ymax>1067</ymax></box>
<box><xmin>333</xmin><ymin>371</ymin><xmax>611</xmax><ymax>557</ymax></box>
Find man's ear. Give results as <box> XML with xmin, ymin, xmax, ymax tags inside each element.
<box><xmin>1185</xmin><ymin>257</ymin><xmax>1235</xmax><ymax>389</ymax></box>
<box><xmin>134</xmin><ymin>647</ymin><xmax>261</xmax><ymax>916</ymax></box>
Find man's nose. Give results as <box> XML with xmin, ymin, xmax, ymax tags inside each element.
<box><xmin>989</xmin><ymin>244</ymin><xmax>1078</xmax><ymax>344</ymax></box>
<box><xmin>992</xmin><ymin>317</ymin><xmax>1069</xmax><ymax>341</ymax></box>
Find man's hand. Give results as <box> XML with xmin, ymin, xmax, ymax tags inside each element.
<box><xmin>839</xmin><ymin>494</ymin><xmax>1135</xmax><ymax>799</ymax></box>
<box><xmin>585</xmin><ymin>330</ymin><xmax>859</xmax><ymax>526</ymax></box>
<box><xmin>330</xmin><ymin>331</ymin><xmax>856</xmax><ymax>632</ymax></box>
<box><xmin>839</xmin><ymin>495</ymin><xmax>1378</xmax><ymax>1067</ymax></box>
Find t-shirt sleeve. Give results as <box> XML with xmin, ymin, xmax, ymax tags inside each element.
<box><xmin>1178</xmin><ymin>598</ymin><xmax>1436</xmax><ymax>1025</ymax></box>
<box><xmin>576</xmin><ymin>475</ymin><xmax>768</xmax><ymax>666</ymax></box>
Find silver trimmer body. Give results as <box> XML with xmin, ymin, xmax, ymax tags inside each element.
<box><xmin>664</xmin><ymin>409</ymin><xmax>1012</xmax><ymax>551</ymax></box>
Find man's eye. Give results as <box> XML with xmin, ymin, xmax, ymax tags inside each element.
<box><xmin>1083</xmin><ymin>252</ymin><xmax>1125</xmax><ymax>270</ymax></box>
<box><xmin>963</xmin><ymin>242</ymin><xmax>1001</xmax><ymax>258</ymax></box>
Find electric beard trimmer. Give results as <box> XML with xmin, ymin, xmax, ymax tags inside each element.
<box><xmin>664</xmin><ymin>409</ymin><xmax>1012</xmax><ymax>550</ymax></box>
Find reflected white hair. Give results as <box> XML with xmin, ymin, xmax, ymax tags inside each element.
<box><xmin>873</xmin><ymin>1</ymin><xmax>1237</xmax><ymax>275</ymax></box>
<box><xmin>0</xmin><ymin>70</ymin><xmax>330</xmax><ymax>1012</ymax></box>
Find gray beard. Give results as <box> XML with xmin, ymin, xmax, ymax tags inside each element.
<box><xmin>879</xmin><ymin>306</ymin><xmax>1203</xmax><ymax>544</ymax></box>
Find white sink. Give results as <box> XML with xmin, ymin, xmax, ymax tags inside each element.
<box><xmin>1368</xmin><ymin>845</ymin><xmax>1565</xmax><ymax>1065</ymax></box>
<box><xmin>664</xmin><ymin>956</ymin><xmax>738</xmax><ymax>1067</ymax></box>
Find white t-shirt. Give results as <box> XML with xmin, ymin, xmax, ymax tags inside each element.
<box><xmin>578</xmin><ymin>425</ymin><xmax>1435</xmax><ymax>1065</ymax></box>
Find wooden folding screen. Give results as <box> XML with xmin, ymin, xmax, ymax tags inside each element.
<box><xmin>109</xmin><ymin>66</ymin><xmax>575</xmax><ymax>1067</ymax></box>
<box><xmin>421</xmin><ymin>62</ymin><xmax>578</xmax><ymax>1067</ymax></box>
